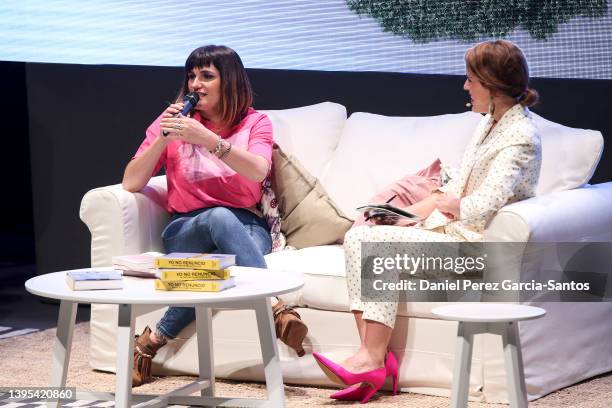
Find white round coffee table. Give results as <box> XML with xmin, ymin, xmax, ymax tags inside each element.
<box><xmin>25</xmin><ymin>266</ymin><xmax>304</xmax><ymax>408</ymax></box>
<box><xmin>432</xmin><ymin>304</ymin><xmax>546</xmax><ymax>408</ymax></box>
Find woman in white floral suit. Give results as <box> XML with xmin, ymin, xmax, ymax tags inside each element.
<box><xmin>313</xmin><ymin>40</ymin><xmax>542</xmax><ymax>403</ymax></box>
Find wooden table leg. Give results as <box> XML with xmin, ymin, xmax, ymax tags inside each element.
<box><xmin>254</xmin><ymin>298</ymin><xmax>285</xmax><ymax>408</ymax></box>
<box><xmin>48</xmin><ymin>300</ymin><xmax>77</xmax><ymax>407</ymax></box>
<box><xmin>115</xmin><ymin>304</ymin><xmax>134</xmax><ymax>408</ymax></box>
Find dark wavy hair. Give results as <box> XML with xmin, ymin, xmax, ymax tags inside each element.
<box><xmin>465</xmin><ymin>40</ymin><xmax>539</xmax><ymax>107</ymax></box>
<box><xmin>177</xmin><ymin>45</ymin><xmax>253</xmax><ymax>128</ymax></box>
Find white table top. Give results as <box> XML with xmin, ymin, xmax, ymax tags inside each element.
<box><xmin>432</xmin><ymin>304</ymin><xmax>546</xmax><ymax>323</ymax></box>
<box><xmin>25</xmin><ymin>266</ymin><xmax>304</xmax><ymax>305</ymax></box>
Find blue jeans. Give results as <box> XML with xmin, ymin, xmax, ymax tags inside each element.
<box><xmin>156</xmin><ymin>206</ymin><xmax>272</xmax><ymax>339</ymax></box>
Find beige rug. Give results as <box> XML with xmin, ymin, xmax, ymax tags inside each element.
<box><xmin>0</xmin><ymin>323</ymin><xmax>610</xmax><ymax>407</ymax></box>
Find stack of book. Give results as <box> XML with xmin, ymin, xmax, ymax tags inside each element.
<box><xmin>154</xmin><ymin>253</ymin><xmax>237</xmax><ymax>292</ymax></box>
<box><xmin>112</xmin><ymin>252</ymin><xmax>164</xmax><ymax>278</ymax></box>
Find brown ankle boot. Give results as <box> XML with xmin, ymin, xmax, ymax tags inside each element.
<box><xmin>273</xmin><ymin>300</ymin><xmax>308</xmax><ymax>357</ymax></box>
<box><xmin>132</xmin><ymin>326</ymin><xmax>164</xmax><ymax>387</ymax></box>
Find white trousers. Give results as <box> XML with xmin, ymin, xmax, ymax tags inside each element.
<box><xmin>344</xmin><ymin>225</ymin><xmax>462</xmax><ymax>328</ymax></box>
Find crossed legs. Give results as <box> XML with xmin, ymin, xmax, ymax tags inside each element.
<box><xmin>342</xmin><ymin>225</ymin><xmax>461</xmax><ymax>373</ymax></box>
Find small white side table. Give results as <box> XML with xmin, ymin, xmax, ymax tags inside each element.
<box><xmin>432</xmin><ymin>304</ymin><xmax>546</xmax><ymax>408</ymax></box>
<box><xmin>25</xmin><ymin>266</ymin><xmax>303</xmax><ymax>408</ymax></box>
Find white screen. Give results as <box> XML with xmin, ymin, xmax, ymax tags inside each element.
<box><xmin>1</xmin><ymin>0</ymin><xmax>610</xmax><ymax>79</ymax></box>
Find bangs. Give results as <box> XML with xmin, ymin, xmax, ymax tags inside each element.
<box><xmin>185</xmin><ymin>50</ymin><xmax>215</xmax><ymax>72</ymax></box>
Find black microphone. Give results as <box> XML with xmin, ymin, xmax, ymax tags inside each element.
<box><xmin>162</xmin><ymin>92</ymin><xmax>200</xmax><ymax>136</ymax></box>
<box><xmin>180</xmin><ymin>92</ymin><xmax>200</xmax><ymax>115</ymax></box>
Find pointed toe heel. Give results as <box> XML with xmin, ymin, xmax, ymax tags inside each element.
<box><xmin>330</xmin><ymin>384</ymin><xmax>371</xmax><ymax>401</ymax></box>
<box><xmin>313</xmin><ymin>352</ymin><xmax>386</xmax><ymax>386</ymax></box>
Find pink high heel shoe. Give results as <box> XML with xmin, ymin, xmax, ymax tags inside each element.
<box><xmin>330</xmin><ymin>351</ymin><xmax>399</xmax><ymax>401</ymax></box>
<box><xmin>313</xmin><ymin>352</ymin><xmax>386</xmax><ymax>403</ymax></box>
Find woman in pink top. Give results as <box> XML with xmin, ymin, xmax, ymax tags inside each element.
<box><xmin>122</xmin><ymin>45</ymin><xmax>308</xmax><ymax>387</ymax></box>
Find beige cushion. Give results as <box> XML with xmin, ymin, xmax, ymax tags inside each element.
<box><xmin>271</xmin><ymin>144</ymin><xmax>352</xmax><ymax>249</ymax></box>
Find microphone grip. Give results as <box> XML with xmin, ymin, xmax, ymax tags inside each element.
<box><xmin>180</xmin><ymin>101</ymin><xmax>195</xmax><ymax>116</ymax></box>
<box><xmin>170</xmin><ymin>102</ymin><xmax>193</xmax><ymax>119</ymax></box>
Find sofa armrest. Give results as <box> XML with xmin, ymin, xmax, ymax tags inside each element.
<box><xmin>485</xmin><ymin>182</ymin><xmax>612</xmax><ymax>242</ymax></box>
<box><xmin>79</xmin><ymin>176</ymin><xmax>170</xmax><ymax>267</ymax></box>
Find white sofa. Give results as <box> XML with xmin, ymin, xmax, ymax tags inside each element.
<box><xmin>80</xmin><ymin>102</ymin><xmax>612</xmax><ymax>403</ymax></box>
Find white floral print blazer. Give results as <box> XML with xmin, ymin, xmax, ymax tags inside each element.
<box><xmin>422</xmin><ymin>103</ymin><xmax>542</xmax><ymax>241</ymax></box>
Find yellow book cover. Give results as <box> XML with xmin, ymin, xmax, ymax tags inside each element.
<box><xmin>154</xmin><ymin>277</ymin><xmax>236</xmax><ymax>292</ymax></box>
<box><xmin>155</xmin><ymin>253</ymin><xmax>236</xmax><ymax>270</ymax></box>
<box><xmin>157</xmin><ymin>269</ymin><xmax>231</xmax><ymax>281</ymax></box>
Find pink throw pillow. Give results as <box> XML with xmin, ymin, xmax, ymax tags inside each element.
<box><xmin>353</xmin><ymin>159</ymin><xmax>442</xmax><ymax>227</ymax></box>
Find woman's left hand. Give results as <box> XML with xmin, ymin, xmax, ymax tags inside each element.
<box><xmin>160</xmin><ymin>114</ymin><xmax>217</xmax><ymax>149</ymax></box>
<box><xmin>435</xmin><ymin>193</ymin><xmax>461</xmax><ymax>219</ymax></box>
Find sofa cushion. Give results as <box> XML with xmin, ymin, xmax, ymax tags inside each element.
<box><xmin>532</xmin><ymin>112</ymin><xmax>603</xmax><ymax>195</ymax></box>
<box><xmin>265</xmin><ymin>245</ymin><xmax>446</xmax><ymax>319</ymax></box>
<box><xmin>271</xmin><ymin>145</ymin><xmax>352</xmax><ymax>249</ymax></box>
<box><xmin>322</xmin><ymin>111</ymin><xmax>483</xmax><ymax>219</ymax></box>
<box><xmin>261</xmin><ymin>101</ymin><xmax>347</xmax><ymax>179</ymax></box>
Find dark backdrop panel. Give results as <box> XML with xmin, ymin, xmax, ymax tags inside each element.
<box><xmin>26</xmin><ymin>63</ymin><xmax>612</xmax><ymax>274</ymax></box>
<box><xmin>528</xmin><ymin>77</ymin><xmax>612</xmax><ymax>186</ymax></box>
<box><xmin>26</xmin><ymin>63</ymin><xmax>181</xmax><ymax>273</ymax></box>
<box><xmin>0</xmin><ymin>61</ymin><xmax>35</xmax><ymax>264</ymax></box>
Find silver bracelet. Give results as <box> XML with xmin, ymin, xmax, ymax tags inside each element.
<box><xmin>209</xmin><ymin>136</ymin><xmax>223</xmax><ymax>157</ymax></box>
<box><xmin>218</xmin><ymin>141</ymin><xmax>232</xmax><ymax>160</ymax></box>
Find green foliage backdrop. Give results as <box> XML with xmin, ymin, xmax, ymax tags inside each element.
<box><xmin>346</xmin><ymin>0</ymin><xmax>608</xmax><ymax>42</ymax></box>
